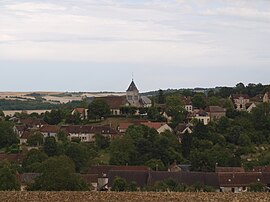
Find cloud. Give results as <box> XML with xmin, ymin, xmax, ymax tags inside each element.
<box><xmin>0</xmin><ymin>0</ymin><xmax>270</xmax><ymax>68</ymax></box>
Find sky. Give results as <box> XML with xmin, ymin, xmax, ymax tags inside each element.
<box><xmin>0</xmin><ymin>0</ymin><xmax>270</xmax><ymax>92</ymax></box>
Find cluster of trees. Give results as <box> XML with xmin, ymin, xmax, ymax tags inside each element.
<box><xmin>111</xmin><ymin>177</ymin><xmax>215</xmax><ymax>192</ymax></box>
<box><xmin>109</xmin><ymin>125</ymin><xmax>184</xmax><ymax>169</ymax></box>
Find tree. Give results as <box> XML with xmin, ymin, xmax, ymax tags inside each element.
<box><xmin>65</xmin><ymin>113</ymin><xmax>81</xmax><ymax>125</ymax></box>
<box><xmin>95</xmin><ymin>134</ymin><xmax>110</xmax><ymax>150</ymax></box>
<box><xmin>182</xmin><ymin>131</ymin><xmax>192</xmax><ymax>158</ymax></box>
<box><xmin>111</xmin><ymin>177</ymin><xmax>129</xmax><ymax>192</ymax></box>
<box><xmin>0</xmin><ymin>161</ymin><xmax>20</xmax><ymax>191</ymax></box>
<box><xmin>109</xmin><ymin>137</ymin><xmax>135</xmax><ymax>165</ymax></box>
<box><xmin>57</xmin><ymin>130</ymin><xmax>68</xmax><ymax>142</ymax></box>
<box><xmin>249</xmin><ymin>182</ymin><xmax>265</xmax><ymax>192</ymax></box>
<box><xmin>0</xmin><ymin>110</ymin><xmax>4</xmax><ymax>117</ymax></box>
<box><xmin>0</xmin><ymin>121</ymin><xmax>18</xmax><ymax>149</ymax></box>
<box><xmin>44</xmin><ymin>109</ymin><xmax>63</xmax><ymax>125</ymax></box>
<box><xmin>27</xmin><ymin>132</ymin><xmax>44</xmax><ymax>147</ymax></box>
<box><xmin>165</xmin><ymin>95</ymin><xmax>187</xmax><ymax>127</ymax></box>
<box><xmin>192</xmin><ymin>94</ymin><xmax>207</xmax><ymax>109</ymax></box>
<box><xmin>43</xmin><ymin>137</ymin><xmax>58</xmax><ymax>157</ymax></box>
<box><xmin>157</xmin><ymin>89</ymin><xmax>165</xmax><ymax>104</ymax></box>
<box><xmin>27</xmin><ymin>155</ymin><xmax>89</xmax><ymax>191</ymax></box>
<box><xmin>88</xmin><ymin>99</ymin><xmax>110</xmax><ymax>120</ymax></box>
<box><xmin>22</xmin><ymin>149</ymin><xmax>48</xmax><ymax>172</ymax></box>
<box><xmin>145</xmin><ymin>159</ymin><xmax>165</xmax><ymax>171</ymax></box>
<box><xmin>65</xmin><ymin>142</ymin><xmax>91</xmax><ymax>172</ymax></box>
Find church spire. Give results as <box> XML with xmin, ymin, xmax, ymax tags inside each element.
<box><xmin>127</xmin><ymin>79</ymin><xmax>138</xmax><ymax>92</ymax></box>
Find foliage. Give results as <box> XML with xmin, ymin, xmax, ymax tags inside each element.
<box><xmin>192</xmin><ymin>94</ymin><xmax>207</xmax><ymax>109</ymax></box>
<box><xmin>65</xmin><ymin>142</ymin><xmax>92</xmax><ymax>172</ymax></box>
<box><xmin>88</xmin><ymin>99</ymin><xmax>110</xmax><ymax>120</ymax></box>
<box><xmin>27</xmin><ymin>132</ymin><xmax>44</xmax><ymax>147</ymax></box>
<box><xmin>43</xmin><ymin>137</ymin><xmax>58</xmax><ymax>157</ymax></box>
<box><xmin>22</xmin><ymin>149</ymin><xmax>48</xmax><ymax>172</ymax></box>
<box><xmin>95</xmin><ymin>134</ymin><xmax>110</xmax><ymax>150</ymax></box>
<box><xmin>111</xmin><ymin>177</ymin><xmax>138</xmax><ymax>192</ymax></box>
<box><xmin>249</xmin><ymin>182</ymin><xmax>265</xmax><ymax>192</ymax></box>
<box><xmin>27</xmin><ymin>155</ymin><xmax>89</xmax><ymax>191</ymax></box>
<box><xmin>0</xmin><ymin>121</ymin><xmax>19</xmax><ymax>149</ymax></box>
<box><xmin>0</xmin><ymin>161</ymin><xmax>20</xmax><ymax>191</ymax></box>
<box><xmin>44</xmin><ymin>109</ymin><xmax>63</xmax><ymax>125</ymax></box>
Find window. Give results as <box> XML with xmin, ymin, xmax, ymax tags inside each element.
<box><xmin>134</xmin><ymin>95</ymin><xmax>138</xmax><ymax>100</ymax></box>
<box><xmin>128</xmin><ymin>95</ymin><xmax>132</xmax><ymax>100</ymax></box>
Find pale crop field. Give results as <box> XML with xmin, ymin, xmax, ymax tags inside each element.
<box><xmin>0</xmin><ymin>192</ymin><xmax>269</xmax><ymax>202</ymax></box>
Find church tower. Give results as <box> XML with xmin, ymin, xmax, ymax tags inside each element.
<box><xmin>126</xmin><ymin>79</ymin><xmax>140</xmax><ymax>107</ymax></box>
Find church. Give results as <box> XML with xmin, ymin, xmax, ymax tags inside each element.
<box><xmin>96</xmin><ymin>80</ymin><xmax>152</xmax><ymax>115</ymax></box>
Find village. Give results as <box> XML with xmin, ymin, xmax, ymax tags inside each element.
<box><xmin>0</xmin><ymin>81</ymin><xmax>270</xmax><ymax>193</ymax></box>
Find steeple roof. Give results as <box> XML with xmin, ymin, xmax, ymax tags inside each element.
<box><xmin>127</xmin><ymin>80</ymin><xmax>139</xmax><ymax>91</ymax></box>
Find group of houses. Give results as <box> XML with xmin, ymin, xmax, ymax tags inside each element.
<box><xmin>9</xmin><ymin>163</ymin><xmax>269</xmax><ymax>192</ymax></box>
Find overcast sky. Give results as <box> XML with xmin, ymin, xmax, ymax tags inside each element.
<box><xmin>0</xmin><ymin>0</ymin><xmax>270</xmax><ymax>92</ymax></box>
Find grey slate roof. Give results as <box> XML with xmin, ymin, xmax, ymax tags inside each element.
<box><xmin>127</xmin><ymin>80</ymin><xmax>139</xmax><ymax>91</ymax></box>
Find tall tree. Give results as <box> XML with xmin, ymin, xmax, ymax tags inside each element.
<box><xmin>0</xmin><ymin>161</ymin><xmax>20</xmax><ymax>191</ymax></box>
<box><xmin>27</xmin><ymin>156</ymin><xmax>89</xmax><ymax>191</ymax></box>
<box><xmin>43</xmin><ymin>137</ymin><xmax>58</xmax><ymax>157</ymax></box>
<box><xmin>88</xmin><ymin>99</ymin><xmax>110</xmax><ymax>120</ymax></box>
<box><xmin>0</xmin><ymin>121</ymin><xmax>18</xmax><ymax>149</ymax></box>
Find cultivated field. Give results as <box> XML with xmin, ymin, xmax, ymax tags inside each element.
<box><xmin>0</xmin><ymin>192</ymin><xmax>269</xmax><ymax>202</ymax></box>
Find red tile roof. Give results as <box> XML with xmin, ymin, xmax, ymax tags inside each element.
<box><xmin>111</xmin><ymin>166</ymin><xmax>149</xmax><ymax>171</ymax></box>
<box><xmin>40</xmin><ymin>125</ymin><xmax>60</xmax><ymax>133</ymax></box>
<box><xmin>61</xmin><ymin>125</ymin><xmax>119</xmax><ymax>135</ymax></box>
<box><xmin>21</xmin><ymin>130</ymin><xmax>31</xmax><ymax>139</ymax></box>
<box><xmin>252</xmin><ymin>166</ymin><xmax>270</xmax><ymax>172</ymax></box>
<box><xmin>141</xmin><ymin>122</ymin><xmax>167</xmax><ymax>130</ymax></box>
<box><xmin>232</xmin><ymin>94</ymin><xmax>249</xmax><ymax>99</ymax></box>
<box><xmin>96</xmin><ymin>96</ymin><xmax>127</xmax><ymax>109</ymax></box>
<box><xmin>0</xmin><ymin>153</ymin><xmax>26</xmax><ymax>164</ymax></box>
<box><xmin>216</xmin><ymin>167</ymin><xmax>245</xmax><ymax>173</ymax></box>
<box><xmin>218</xmin><ymin>172</ymin><xmax>270</xmax><ymax>187</ymax></box>
<box><xmin>73</xmin><ymin>108</ymin><xmax>86</xmax><ymax>114</ymax></box>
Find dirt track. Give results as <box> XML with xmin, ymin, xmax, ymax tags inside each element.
<box><xmin>0</xmin><ymin>192</ymin><xmax>269</xmax><ymax>202</ymax></box>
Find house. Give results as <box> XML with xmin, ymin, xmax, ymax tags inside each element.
<box><xmin>218</xmin><ymin>172</ymin><xmax>270</xmax><ymax>193</ymax></box>
<box><xmin>14</xmin><ymin>125</ymin><xmax>28</xmax><ymax>137</ymax></box>
<box><xmin>231</xmin><ymin>94</ymin><xmax>250</xmax><ymax>111</ymax></box>
<box><xmin>118</xmin><ymin>121</ymin><xmax>172</xmax><ymax>134</ymax></box>
<box><xmin>61</xmin><ymin>125</ymin><xmax>119</xmax><ymax>143</ymax></box>
<box><xmin>245</xmin><ymin>102</ymin><xmax>257</xmax><ymax>113</ymax></box>
<box><xmin>206</xmin><ymin>106</ymin><xmax>226</xmax><ymax>121</ymax></box>
<box><xmin>72</xmin><ymin>108</ymin><xmax>88</xmax><ymax>120</ymax></box>
<box><xmin>88</xmin><ymin>165</ymin><xmax>149</xmax><ymax>191</ymax></box>
<box><xmin>108</xmin><ymin>170</ymin><xmax>149</xmax><ymax>190</ymax></box>
<box><xmin>190</xmin><ymin>109</ymin><xmax>210</xmax><ymax>125</ymax></box>
<box><xmin>263</xmin><ymin>92</ymin><xmax>270</xmax><ymax>103</ymax></box>
<box><xmin>147</xmin><ymin>171</ymin><xmax>220</xmax><ymax>191</ymax></box>
<box><xmin>118</xmin><ymin>122</ymin><xmax>134</xmax><ymax>133</ymax></box>
<box><xmin>20</xmin><ymin>130</ymin><xmax>31</xmax><ymax>144</ymax></box>
<box><xmin>81</xmin><ymin>174</ymin><xmax>99</xmax><ymax>191</ymax></box>
<box><xmin>19</xmin><ymin>118</ymin><xmax>47</xmax><ymax>129</ymax></box>
<box><xmin>174</xmin><ymin>123</ymin><xmax>193</xmax><ymax>143</ymax></box>
<box><xmin>40</xmin><ymin>125</ymin><xmax>60</xmax><ymax>139</ymax></box>
<box><xmin>141</xmin><ymin>122</ymin><xmax>172</xmax><ymax>134</ymax></box>
<box><xmin>19</xmin><ymin>173</ymin><xmax>40</xmax><ymax>191</ymax></box>
<box><xmin>252</xmin><ymin>166</ymin><xmax>270</xmax><ymax>172</ymax></box>
<box><xmin>140</xmin><ymin>96</ymin><xmax>152</xmax><ymax>108</ymax></box>
<box><xmin>180</xmin><ymin>96</ymin><xmax>193</xmax><ymax>112</ymax></box>
<box><xmin>168</xmin><ymin>161</ymin><xmax>182</xmax><ymax>172</ymax></box>
<box><xmin>174</xmin><ymin>123</ymin><xmax>193</xmax><ymax>135</ymax></box>
<box><xmin>0</xmin><ymin>153</ymin><xmax>26</xmax><ymax>165</ymax></box>
<box><xmin>215</xmin><ymin>166</ymin><xmax>245</xmax><ymax>173</ymax></box>
<box><xmin>96</xmin><ymin>96</ymin><xmax>128</xmax><ymax>115</ymax></box>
